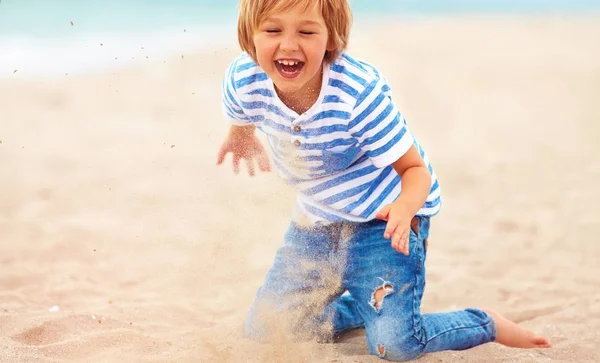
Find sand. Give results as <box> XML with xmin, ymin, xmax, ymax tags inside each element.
<box><xmin>1</xmin><ymin>15</ymin><xmax>599</xmax><ymax>363</ymax></box>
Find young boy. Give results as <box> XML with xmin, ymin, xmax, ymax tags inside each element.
<box><xmin>217</xmin><ymin>0</ymin><xmax>551</xmax><ymax>360</ymax></box>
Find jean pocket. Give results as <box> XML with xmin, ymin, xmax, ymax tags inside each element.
<box><xmin>410</xmin><ymin>216</ymin><xmax>420</xmax><ymax>237</ymax></box>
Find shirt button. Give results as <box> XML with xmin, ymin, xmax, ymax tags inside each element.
<box><xmin>293</xmin><ymin>125</ymin><xmax>301</xmax><ymax>133</ymax></box>
<box><xmin>293</xmin><ymin>140</ymin><xmax>301</xmax><ymax>147</ymax></box>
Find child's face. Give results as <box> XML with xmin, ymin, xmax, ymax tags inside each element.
<box><xmin>253</xmin><ymin>3</ymin><xmax>333</xmax><ymax>96</ymax></box>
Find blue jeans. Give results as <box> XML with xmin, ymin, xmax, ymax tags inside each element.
<box><xmin>245</xmin><ymin>217</ymin><xmax>497</xmax><ymax>361</ymax></box>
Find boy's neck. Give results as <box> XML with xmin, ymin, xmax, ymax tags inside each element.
<box><xmin>276</xmin><ymin>66</ymin><xmax>324</xmax><ymax>115</ymax></box>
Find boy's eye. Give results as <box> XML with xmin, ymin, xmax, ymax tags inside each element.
<box><xmin>299</xmin><ymin>31</ymin><xmax>315</xmax><ymax>35</ymax></box>
<box><xmin>265</xmin><ymin>29</ymin><xmax>280</xmax><ymax>33</ymax></box>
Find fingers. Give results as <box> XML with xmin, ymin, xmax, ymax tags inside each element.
<box><xmin>386</xmin><ymin>221</ymin><xmax>410</xmax><ymax>256</ymax></box>
<box><xmin>216</xmin><ymin>147</ymin><xmax>228</xmax><ymax>165</ymax></box>
<box><xmin>383</xmin><ymin>219</ymin><xmax>397</xmax><ymax>240</ymax></box>
<box><xmin>390</xmin><ymin>229</ymin><xmax>409</xmax><ymax>256</ymax></box>
<box><xmin>376</xmin><ymin>205</ymin><xmax>392</xmax><ymax>222</ymax></box>
<box><xmin>233</xmin><ymin>154</ymin><xmax>241</xmax><ymax>174</ymax></box>
<box><xmin>245</xmin><ymin>157</ymin><xmax>255</xmax><ymax>176</ymax></box>
<box><xmin>382</xmin><ymin>205</ymin><xmax>408</xmax><ymax>255</ymax></box>
<box><xmin>397</xmin><ymin>230</ymin><xmax>410</xmax><ymax>256</ymax></box>
<box><xmin>257</xmin><ymin>151</ymin><xmax>271</xmax><ymax>172</ymax></box>
<box><xmin>220</xmin><ymin>153</ymin><xmax>268</xmax><ymax>176</ymax></box>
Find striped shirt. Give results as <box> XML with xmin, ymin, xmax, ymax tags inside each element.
<box><xmin>222</xmin><ymin>52</ymin><xmax>441</xmax><ymax>226</ymax></box>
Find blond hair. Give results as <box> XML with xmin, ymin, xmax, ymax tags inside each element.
<box><xmin>237</xmin><ymin>0</ymin><xmax>352</xmax><ymax>63</ymax></box>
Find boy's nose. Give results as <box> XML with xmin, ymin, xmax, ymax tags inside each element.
<box><xmin>280</xmin><ymin>34</ymin><xmax>299</xmax><ymax>52</ymax></box>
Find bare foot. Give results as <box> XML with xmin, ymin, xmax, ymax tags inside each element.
<box><xmin>482</xmin><ymin>308</ymin><xmax>551</xmax><ymax>349</ymax></box>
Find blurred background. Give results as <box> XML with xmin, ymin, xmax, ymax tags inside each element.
<box><xmin>2</xmin><ymin>0</ymin><xmax>600</xmax><ymax>77</ymax></box>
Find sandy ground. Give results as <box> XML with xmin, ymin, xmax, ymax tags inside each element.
<box><xmin>1</xmin><ymin>15</ymin><xmax>599</xmax><ymax>363</ymax></box>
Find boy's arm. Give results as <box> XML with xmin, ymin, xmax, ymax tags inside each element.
<box><xmin>350</xmin><ymin>76</ymin><xmax>431</xmax><ymax>254</ymax></box>
<box><xmin>221</xmin><ymin>56</ymin><xmax>251</xmax><ymax>126</ymax></box>
<box><xmin>389</xmin><ymin>146</ymin><xmax>431</xmax><ymax>219</ymax></box>
<box><xmin>218</xmin><ymin>57</ymin><xmax>270</xmax><ymax>175</ymax></box>
<box><xmin>228</xmin><ymin>124</ymin><xmax>257</xmax><ymax>139</ymax></box>
<box><xmin>375</xmin><ymin>146</ymin><xmax>431</xmax><ymax>254</ymax></box>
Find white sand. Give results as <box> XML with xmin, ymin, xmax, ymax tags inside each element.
<box><xmin>1</xmin><ymin>15</ymin><xmax>599</xmax><ymax>362</ymax></box>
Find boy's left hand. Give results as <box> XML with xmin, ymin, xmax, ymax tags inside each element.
<box><xmin>376</xmin><ymin>203</ymin><xmax>413</xmax><ymax>255</ymax></box>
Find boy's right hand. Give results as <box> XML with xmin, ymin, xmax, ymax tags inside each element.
<box><xmin>216</xmin><ymin>125</ymin><xmax>271</xmax><ymax>176</ymax></box>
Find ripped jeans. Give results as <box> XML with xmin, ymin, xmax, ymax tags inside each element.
<box><xmin>245</xmin><ymin>217</ymin><xmax>497</xmax><ymax>362</ymax></box>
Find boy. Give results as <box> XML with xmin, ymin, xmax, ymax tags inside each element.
<box><xmin>216</xmin><ymin>0</ymin><xmax>551</xmax><ymax>361</ymax></box>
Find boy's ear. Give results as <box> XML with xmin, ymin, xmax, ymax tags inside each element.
<box><xmin>326</xmin><ymin>38</ymin><xmax>337</xmax><ymax>52</ymax></box>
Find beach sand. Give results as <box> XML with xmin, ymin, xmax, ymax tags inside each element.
<box><xmin>1</xmin><ymin>15</ymin><xmax>599</xmax><ymax>362</ymax></box>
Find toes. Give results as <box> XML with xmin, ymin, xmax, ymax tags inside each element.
<box><xmin>533</xmin><ymin>337</ymin><xmax>551</xmax><ymax>348</ymax></box>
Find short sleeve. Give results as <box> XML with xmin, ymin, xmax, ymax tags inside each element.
<box><xmin>221</xmin><ymin>59</ymin><xmax>251</xmax><ymax>126</ymax></box>
<box><xmin>349</xmin><ymin>77</ymin><xmax>414</xmax><ymax>168</ymax></box>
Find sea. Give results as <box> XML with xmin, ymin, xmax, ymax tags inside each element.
<box><xmin>1</xmin><ymin>0</ymin><xmax>599</xmax><ymax>78</ymax></box>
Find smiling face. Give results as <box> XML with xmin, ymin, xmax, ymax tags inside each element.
<box><xmin>252</xmin><ymin>3</ymin><xmax>334</xmax><ymax>99</ymax></box>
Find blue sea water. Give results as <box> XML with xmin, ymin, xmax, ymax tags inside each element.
<box><xmin>2</xmin><ymin>0</ymin><xmax>600</xmax><ymax>37</ymax></box>
<box><xmin>1</xmin><ymin>0</ymin><xmax>599</xmax><ymax>77</ymax></box>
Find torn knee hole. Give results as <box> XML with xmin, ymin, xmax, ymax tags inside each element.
<box><xmin>378</xmin><ymin>344</ymin><xmax>386</xmax><ymax>356</ymax></box>
<box><xmin>372</xmin><ymin>283</ymin><xmax>393</xmax><ymax>311</ymax></box>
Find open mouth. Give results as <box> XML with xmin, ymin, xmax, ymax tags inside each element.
<box><xmin>274</xmin><ymin>59</ymin><xmax>305</xmax><ymax>79</ymax></box>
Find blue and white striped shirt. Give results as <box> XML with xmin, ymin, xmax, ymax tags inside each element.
<box><xmin>222</xmin><ymin>52</ymin><xmax>441</xmax><ymax>225</ymax></box>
